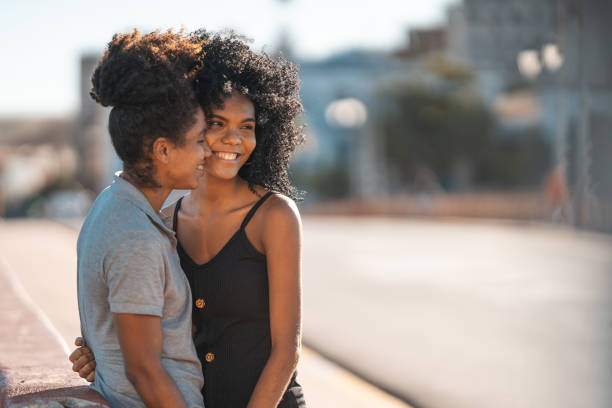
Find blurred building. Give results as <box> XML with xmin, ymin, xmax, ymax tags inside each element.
<box><xmin>0</xmin><ymin>118</ymin><xmax>77</xmax><ymax>216</ymax></box>
<box><xmin>294</xmin><ymin>0</ymin><xmax>611</xmax><ymax>231</ymax></box>
<box><xmin>395</xmin><ymin>28</ymin><xmax>447</xmax><ymax>59</ymax></box>
<box><xmin>74</xmin><ymin>55</ymin><xmax>121</xmax><ymax>194</ymax></box>
<box><xmin>554</xmin><ymin>0</ymin><xmax>612</xmax><ymax>231</ymax></box>
<box><xmin>459</xmin><ymin>0</ymin><xmax>612</xmax><ymax>231</ymax></box>
<box><xmin>294</xmin><ymin>52</ymin><xmax>416</xmax><ymax>199</ymax></box>
<box><xmin>393</xmin><ymin>0</ymin><xmax>612</xmax><ymax>231</ymax></box>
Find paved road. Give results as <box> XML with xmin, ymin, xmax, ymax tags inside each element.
<box><xmin>2</xmin><ymin>216</ymin><xmax>611</xmax><ymax>408</ymax></box>
<box><xmin>301</xmin><ymin>216</ymin><xmax>612</xmax><ymax>408</ymax></box>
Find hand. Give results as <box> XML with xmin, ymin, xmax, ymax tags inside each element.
<box><xmin>69</xmin><ymin>337</ymin><xmax>96</xmax><ymax>382</ymax></box>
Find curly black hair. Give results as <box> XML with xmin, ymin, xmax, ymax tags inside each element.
<box><xmin>193</xmin><ymin>30</ymin><xmax>305</xmax><ymax>200</ymax></box>
<box><xmin>90</xmin><ymin>29</ymin><xmax>204</xmax><ymax>187</ymax></box>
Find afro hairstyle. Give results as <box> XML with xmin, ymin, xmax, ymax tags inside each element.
<box><xmin>194</xmin><ymin>30</ymin><xmax>305</xmax><ymax>200</ymax></box>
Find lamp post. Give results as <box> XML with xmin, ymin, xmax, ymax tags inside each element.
<box><xmin>325</xmin><ymin>97</ymin><xmax>371</xmax><ymax>197</ymax></box>
<box><xmin>517</xmin><ymin>42</ymin><xmax>571</xmax><ymax>223</ymax></box>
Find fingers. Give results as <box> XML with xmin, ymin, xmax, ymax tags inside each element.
<box><xmin>85</xmin><ymin>370</ymin><xmax>95</xmax><ymax>383</ymax></box>
<box><xmin>69</xmin><ymin>344</ymin><xmax>93</xmax><ymax>362</ymax></box>
<box><xmin>69</xmin><ymin>347</ymin><xmax>84</xmax><ymax>363</ymax></box>
<box><xmin>78</xmin><ymin>360</ymin><xmax>97</xmax><ymax>380</ymax></box>
<box><xmin>74</xmin><ymin>336</ymin><xmax>83</xmax><ymax>347</ymax></box>
<box><xmin>72</xmin><ymin>351</ymin><xmax>94</xmax><ymax>372</ymax></box>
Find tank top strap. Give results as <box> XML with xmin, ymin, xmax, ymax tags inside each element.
<box><xmin>240</xmin><ymin>191</ymin><xmax>274</xmax><ymax>230</ymax></box>
<box><xmin>172</xmin><ymin>196</ymin><xmax>185</xmax><ymax>232</ymax></box>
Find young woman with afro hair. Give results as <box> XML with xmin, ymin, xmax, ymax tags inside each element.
<box><xmin>72</xmin><ymin>30</ymin><xmax>307</xmax><ymax>407</ymax></box>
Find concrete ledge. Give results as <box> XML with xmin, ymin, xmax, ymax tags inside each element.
<box><xmin>0</xmin><ymin>261</ymin><xmax>109</xmax><ymax>408</ymax></box>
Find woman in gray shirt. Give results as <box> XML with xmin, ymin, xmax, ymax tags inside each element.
<box><xmin>76</xmin><ymin>29</ymin><xmax>210</xmax><ymax>408</ymax></box>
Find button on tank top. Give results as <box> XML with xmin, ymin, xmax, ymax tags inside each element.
<box><xmin>173</xmin><ymin>192</ymin><xmax>306</xmax><ymax>408</ymax></box>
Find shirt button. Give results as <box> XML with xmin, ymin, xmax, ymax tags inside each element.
<box><xmin>195</xmin><ymin>298</ymin><xmax>206</xmax><ymax>309</ymax></box>
<box><xmin>205</xmin><ymin>352</ymin><xmax>215</xmax><ymax>363</ymax></box>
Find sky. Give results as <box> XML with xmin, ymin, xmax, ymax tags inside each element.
<box><xmin>0</xmin><ymin>0</ymin><xmax>457</xmax><ymax>117</ymax></box>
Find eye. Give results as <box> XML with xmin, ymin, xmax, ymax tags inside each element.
<box><xmin>241</xmin><ymin>124</ymin><xmax>254</xmax><ymax>130</ymax></box>
<box><xmin>207</xmin><ymin>120</ymin><xmax>223</xmax><ymax>128</ymax></box>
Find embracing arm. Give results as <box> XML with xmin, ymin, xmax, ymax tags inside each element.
<box><xmin>69</xmin><ymin>321</ymin><xmax>197</xmax><ymax>391</ymax></box>
<box><xmin>69</xmin><ymin>317</ymin><xmax>188</xmax><ymax>406</ymax></box>
<box><xmin>114</xmin><ymin>313</ymin><xmax>188</xmax><ymax>408</ymax></box>
<box><xmin>247</xmin><ymin>197</ymin><xmax>302</xmax><ymax>408</ymax></box>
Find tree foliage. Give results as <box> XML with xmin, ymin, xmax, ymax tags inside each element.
<box><xmin>377</xmin><ymin>61</ymin><xmax>550</xmax><ymax>191</ymax></box>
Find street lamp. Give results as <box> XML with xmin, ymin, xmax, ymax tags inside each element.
<box><xmin>517</xmin><ymin>49</ymin><xmax>542</xmax><ymax>79</ymax></box>
<box><xmin>517</xmin><ymin>44</ymin><xmax>564</xmax><ymax>79</ymax></box>
<box><xmin>541</xmin><ymin>43</ymin><xmax>564</xmax><ymax>72</ymax></box>
<box><xmin>324</xmin><ymin>97</ymin><xmax>369</xmax><ymax>197</ymax></box>
<box><xmin>516</xmin><ymin>43</ymin><xmax>568</xmax><ymax>223</ymax></box>
<box><xmin>324</xmin><ymin>98</ymin><xmax>368</xmax><ymax>128</ymax></box>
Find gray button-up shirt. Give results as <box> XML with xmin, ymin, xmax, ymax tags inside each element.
<box><xmin>77</xmin><ymin>173</ymin><xmax>204</xmax><ymax>408</ymax></box>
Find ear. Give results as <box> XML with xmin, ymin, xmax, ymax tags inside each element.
<box><xmin>151</xmin><ymin>137</ymin><xmax>171</xmax><ymax>164</ymax></box>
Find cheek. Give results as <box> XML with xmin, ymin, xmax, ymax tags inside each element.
<box><xmin>192</xmin><ymin>144</ymin><xmax>202</xmax><ymax>158</ymax></box>
<box><xmin>204</xmin><ymin>130</ymin><xmax>220</xmax><ymax>145</ymax></box>
<box><xmin>173</xmin><ymin>146</ymin><xmax>198</xmax><ymax>170</ymax></box>
<box><xmin>245</xmin><ymin>135</ymin><xmax>256</xmax><ymax>153</ymax></box>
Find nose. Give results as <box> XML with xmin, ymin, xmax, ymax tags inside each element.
<box><xmin>221</xmin><ymin>128</ymin><xmax>241</xmax><ymax>145</ymax></box>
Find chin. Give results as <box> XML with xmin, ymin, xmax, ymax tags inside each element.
<box><xmin>187</xmin><ymin>179</ymin><xmax>200</xmax><ymax>189</ymax></box>
<box><xmin>206</xmin><ymin>162</ymin><xmax>245</xmax><ymax>180</ymax></box>
<box><xmin>202</xmin><ymin>167</ymin><xmax>235</xmax><ymax>180</ymax></box>
<box><xmin>214</xmin><ymin>172</ymin><xmax>239</xmax><ymax>181</ymax></box>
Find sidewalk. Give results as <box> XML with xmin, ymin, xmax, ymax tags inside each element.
<box><xmin>0</xmin><ymin>218</ymin><xmax>411</xmax><ymax>408</ymax></box>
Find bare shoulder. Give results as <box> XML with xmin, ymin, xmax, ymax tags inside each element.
<box><xmin>266</xmin><ymin>193</ymin><xmax>300</xmax><ymax>220</ymax></box>
<box><xmin>258</xmin><ymin>193</ymin><xmax>302</xmax><ymax>241</ymax></box>
<box><xmin>256</xmin><ymin>194</ymin><xmax>302</xmax><ymax>256</ymax></box>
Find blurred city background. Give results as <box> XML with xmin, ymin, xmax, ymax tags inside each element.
<box><xmin>1</xmin><ymin>1</ymin><xmax>611</xmax><ymax>407</ymax></box>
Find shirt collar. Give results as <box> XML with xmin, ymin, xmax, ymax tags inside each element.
<box><xmin>109</xmin><ymin>172</ymin><xmax>175</xmax><ymax>237</ymax></box>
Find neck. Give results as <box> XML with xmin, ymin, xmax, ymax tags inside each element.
<box><xmin>191</xmin><ymin>175</ymin><xmax>245</xmax><ymax>211</ymax></box>
<box><xmin>120</xmin><ymin>172</ymin><xmax>171</xmax><ymax>213</ymax></box>
<box><xmin>139</xmin><ymin>186</ymin><xmax>172</xmax><ymax>213</ymax></box>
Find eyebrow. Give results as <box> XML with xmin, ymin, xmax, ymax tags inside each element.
<box><xmin>209</xmin><ymin>113</ymin><xmax>256</xmax><ymax>123</ymax></box>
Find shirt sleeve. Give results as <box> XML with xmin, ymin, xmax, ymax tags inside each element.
<box><xmin>103</xmin><ymin>230</ymin><xmax>166</xmax><ymax>317</ymax></box>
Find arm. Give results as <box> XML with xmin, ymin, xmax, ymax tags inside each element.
<box><xmin>69</xmin><ymin>326</ymin><xmax>197</xmax><ymax>385</ymax></box>
<box><xmin>114</xmin><ymin>313</ymin><xmax>187</xmax><ymax>408</ymax></box>
<box><xmin>247</xmin><ymin>197</ymin><xmax>302</xmax><ymax>408</ymax></box>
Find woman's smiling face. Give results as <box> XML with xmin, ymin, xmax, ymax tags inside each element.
<box><xmin>203</xmin><ymin>90</ymin><xmax>256</xmax><ymax>180</ymax></box>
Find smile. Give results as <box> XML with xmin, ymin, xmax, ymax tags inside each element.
<box><xmin>214</xmin><ymin>152</ymin><xmax>240</xmax><ymax>161</ymax></box>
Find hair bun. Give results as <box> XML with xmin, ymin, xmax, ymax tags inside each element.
<box><xmin>90</xmin><ymin>29</ymin><xmax>201</xmax><ymax>108</ymax></box>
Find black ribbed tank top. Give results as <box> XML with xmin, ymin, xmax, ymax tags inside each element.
<box><xmin>173</xmin><ymin>192</ymin><xmax>305</xmax><ymax>408</ymax></box>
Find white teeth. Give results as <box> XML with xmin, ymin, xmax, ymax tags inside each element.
<box><xmin>215</xmin><ymin>152</ymin><xmax>238</xmax><ymax>160</ymax></box>
<box><xmin>196</xmin><ymin>165</ymin><xmax>204</xmax><ymax>170</ymax></box>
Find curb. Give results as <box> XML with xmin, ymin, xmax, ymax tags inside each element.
<box><xmin>0</xmin><ymin>260</ymin><xmax>109</xmax><ymax>408</ymax></box>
